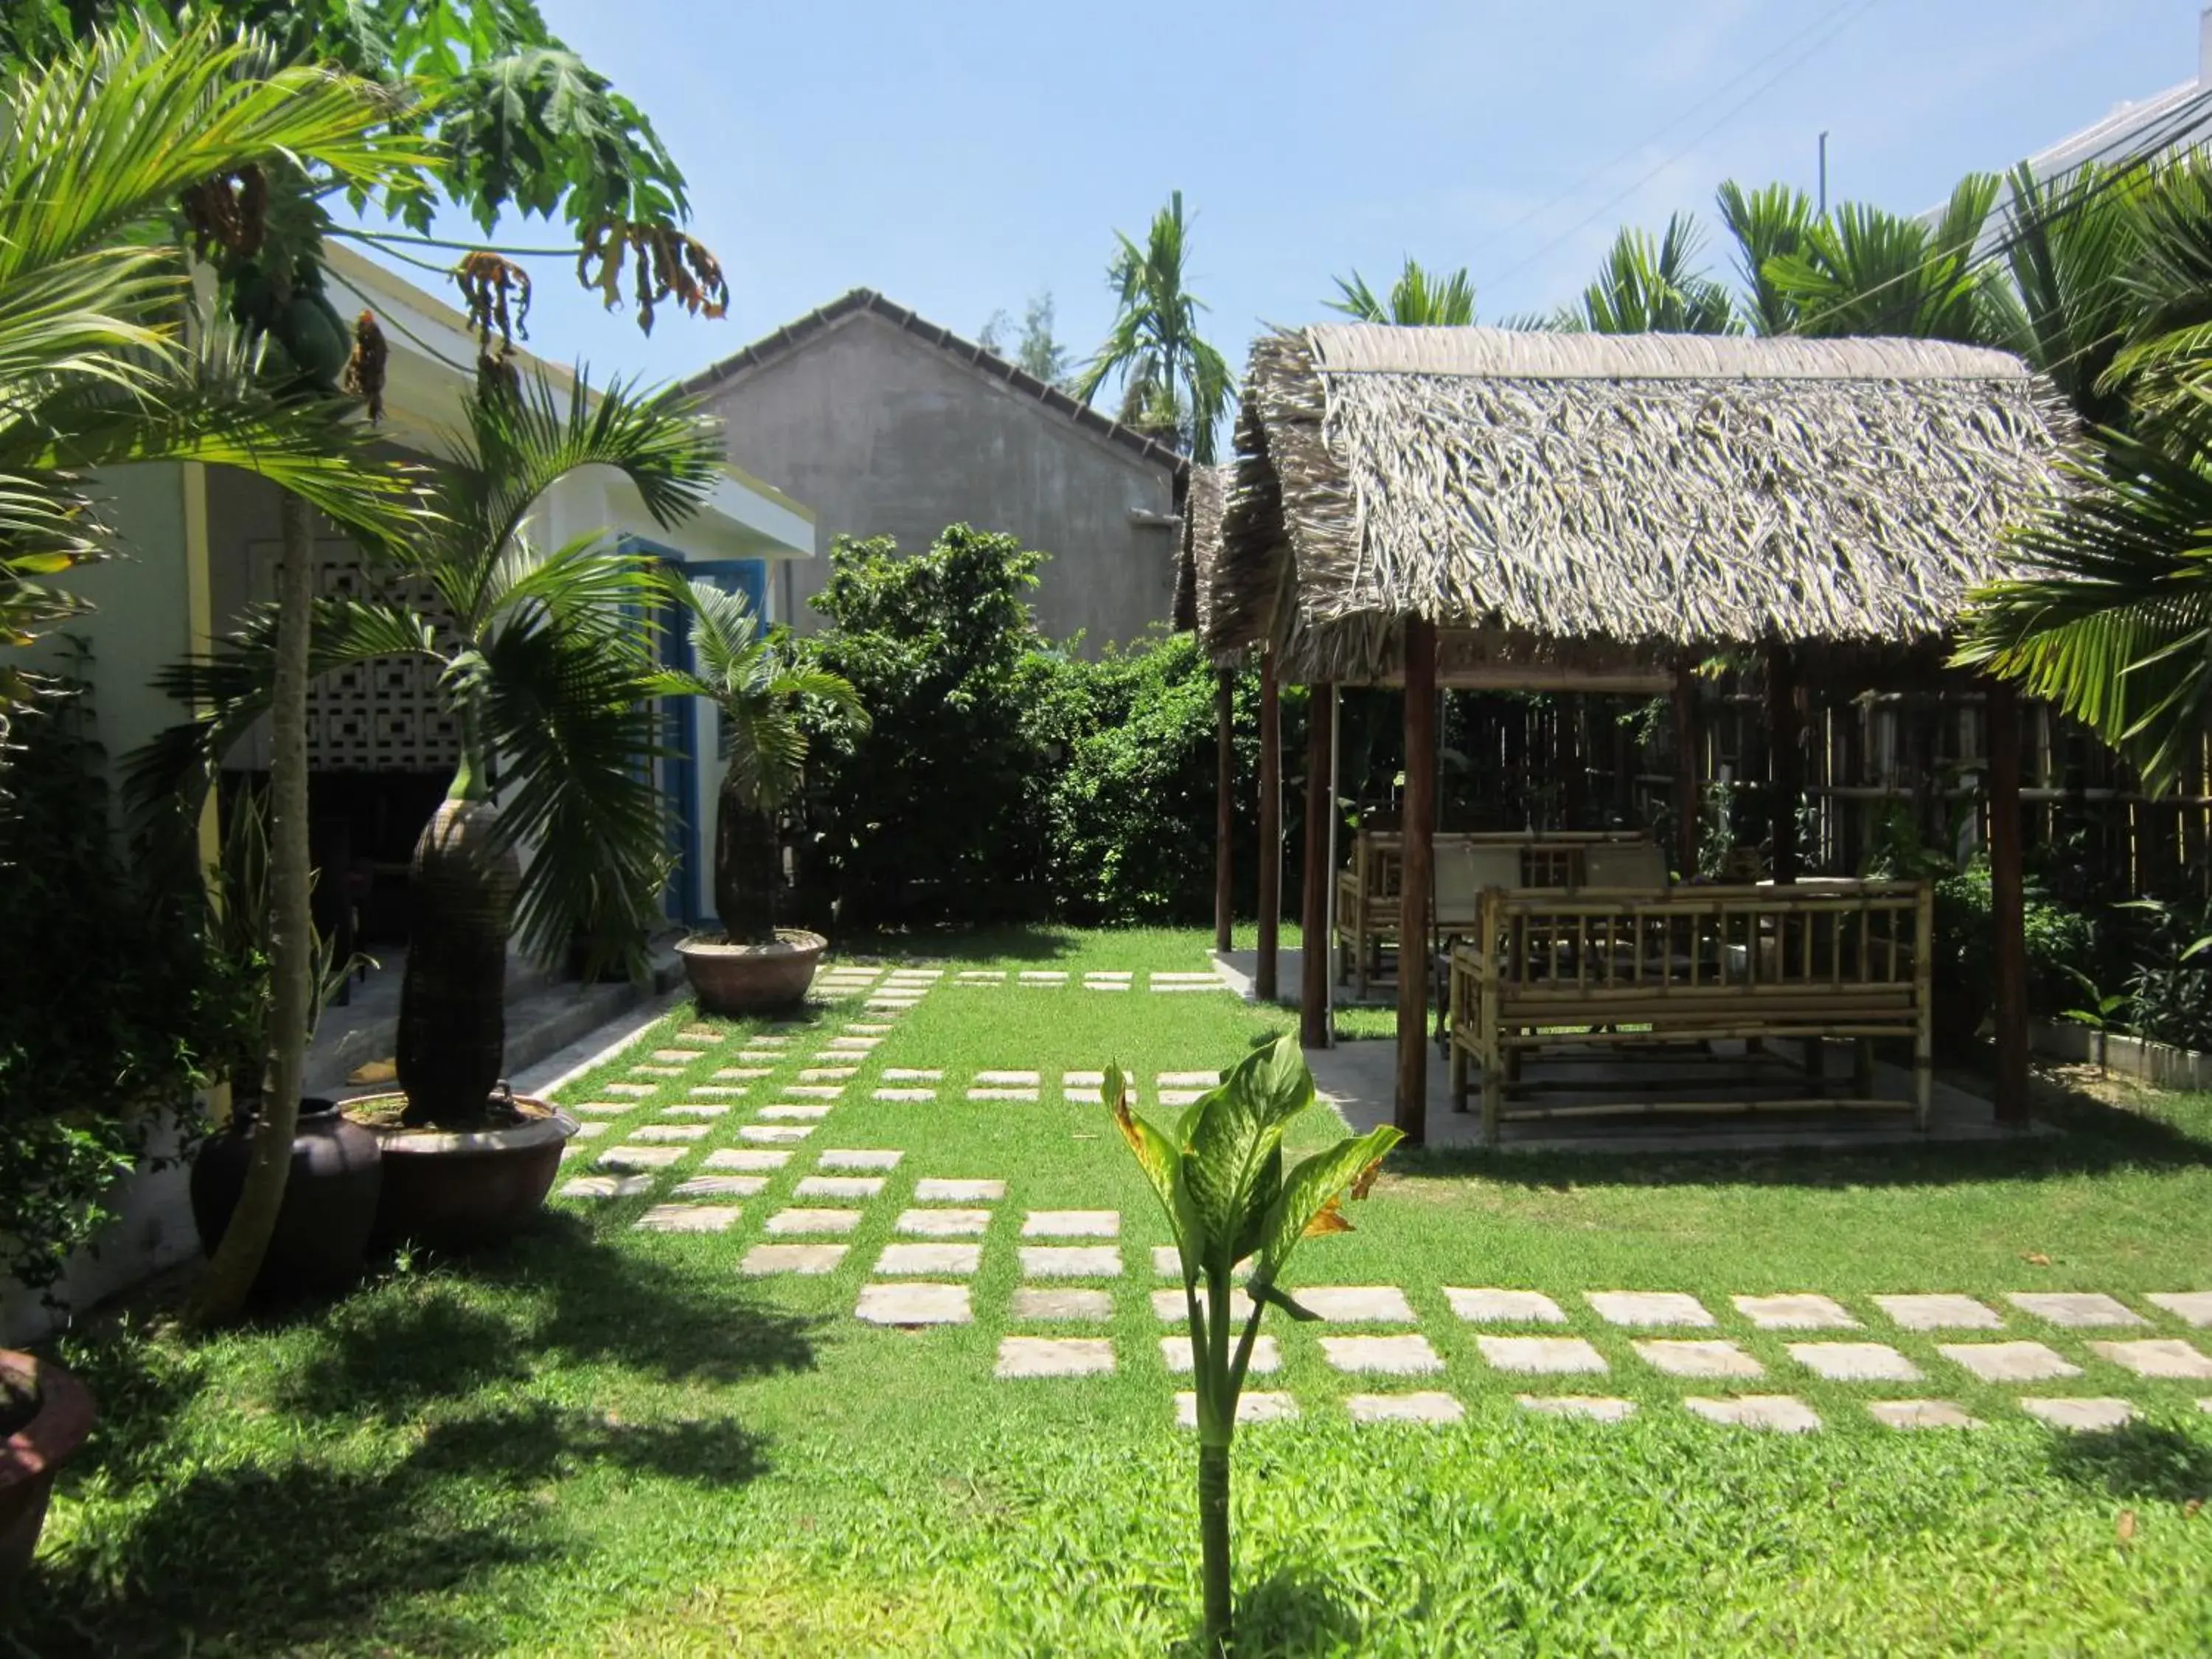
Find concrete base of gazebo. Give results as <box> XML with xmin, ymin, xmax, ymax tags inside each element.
<box><xmin>1307</xmin><ymin>1039</ymin><xmax>2039</xmax><ymax>1155</ymax></box>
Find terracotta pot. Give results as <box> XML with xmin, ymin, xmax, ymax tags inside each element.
<box><xmin>189</xmin><ymin>1097</ymin><xmax>383</xmax><ymax>1294</ymax></box>
<box><xmin>677</xmin><ymin>929</ymin><xmax>827</xmax><ymax>1014</ymax></box>
<box><xmin>346</xmin><ymin>1093</ymin><xmax>576</xmax><ymax>1249</ymax></box>
<box><xmin>0</xmin><ymin>1350</ymin><xmax>94</xmax><ymax>1601</ymax></box>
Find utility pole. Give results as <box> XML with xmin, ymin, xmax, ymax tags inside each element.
<box><xmin>1818</xmin><ymin>131</ymin><xmax>1830</xmax><ymax>218</ymax></box>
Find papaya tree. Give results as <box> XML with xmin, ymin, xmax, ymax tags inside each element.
<box><xmin>1109</xmin><ymin>1035</ymin><xmax>1401</xmax><ymax>1655</ymax></box>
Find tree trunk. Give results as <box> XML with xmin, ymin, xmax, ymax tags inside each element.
<box><xmin>192</xmin><ymin>493</ymin><xmax>315</xmax><ymax>1323</ymax></box>
<box><xmin>397</xmin><ymin>742</ymin><xmax>520</xmax><ymax>1126</ymax></box>
<box><xmin>714</xmin><ymin>768</ymin><xmax>779</xmax><ymax>945</ymax></box>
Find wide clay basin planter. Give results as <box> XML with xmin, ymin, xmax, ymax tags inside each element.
<box><xmin>678</xmin><ymin>929</ymin><xmax>827</xmax><ymax>1014</ymax></box>
<box><xmin>344</xmin><ymin>1093</ymin><xmax>576</xmax><ymax>1250</ymax></box>
<box><xmin>189</xmin><ymin>1097</ymin><xmax>383</xmax><ymax>1294</ymax></box>
<box><xmin>0</xmin><ymin>1350</ymin><xmax>94</xmax><ymax>1600</ymax></box>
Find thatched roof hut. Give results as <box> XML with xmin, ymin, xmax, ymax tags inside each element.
<box><xmin>1173</xmin><ymin>463</ymin><xmax>1233</xmax><ymax>652</ymax></box>
<box><xmin>1208</xmin><ymin>325</ymin><xmax>2070</xmax><ymax>684</ymax></box>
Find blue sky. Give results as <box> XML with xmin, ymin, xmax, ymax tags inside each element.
<box><xmin>383</xmin><ymin>0</ymin><xmax>2200</xmax><ymax>397</ymax></box>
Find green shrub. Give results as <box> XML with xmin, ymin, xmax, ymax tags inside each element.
<box><xmin>1931</xmin><ymin>860</ymin><xmax>2101</xmax><ymax>1029</ymax></box>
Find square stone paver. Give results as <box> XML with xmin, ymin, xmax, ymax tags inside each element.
<box><xmin>1151</xmin><ymin>1287</ymin><xmax>1256</xmax><ymax>1324</ymax></box>
<box><xmin>765</xmin><ymin>1208</ymin><xmax>863</xmax><ymax>1236</ymax></box>
<box><xmin>874</xmin><ymin>1089</ymin><xmax>937</xmax><ymax>1102</ymax></box>
<box><xmin>798</xmin><ymin>1068</ymin><xmax>858</xmax><ymax>1082</ymax></box>
<box><xmin>741</xmin><ymin>1125</ymin><xmax>814</xmax><ymax>1144</ymax></box>
<box><xmin>1734</xmin><ymin>1294</ymin><xmax>1859</xmax><ymax>1330</ymax></box>
<box><xmin>916</xmin><ymin>1178</ymin><xmax>1005</xmax><ymax>1203</ymax></box>
<box><xmin>705</xmin><ymin>1148</ymin><xmax>791</xmax><ymax>1171</ymax></box>
<box><xmin>662</xmin><ymin>1105</ymin><xmax>730</xmax><ymax>1118</ymax></box>
<box><xmin>877</xmin><ymin>1242</ymin><xmax>981</xmax><ymax>1276</ymax></box>
<box><xmin>781</xmin><ymin>1086</ymin><xmax>844</xmax><ymax>1101</ymax></box>
<box><xmin>1062</xmin><ymin>1088</ymin><xmax>1105</xmax><ymax>1105</ymax></box>
<box><xmin>675</xmin><ymin>1029</ymin><xmax>721</xmax><ymax>1043</ymax></box>
<box><xmin>688</xmin><ymin>1085</ymin><xmax>749</xmax><ymax>1098</ymax></box>
<box><xmin>1018</xmin><ymin>971</ymin><xmax>1067</xmax><ymax>984</ymax></box>
<box><xmin>825</xmin><ymin>1038</ymin><xmax>880</xmax><ymax>1051</ymax></box>
<box><xmin>2146</xmin><ymin>1291</ymin><xmax>2212</xmax><ymax>1327</ymax></box>
<box><xmin>1685</xmin><ymin>1396</ymin><xmax>1821</xmax><ymax>1433</ymax></box>
<box><xmin>2021</xmin><ymin>1397</ymin><xmax>2135</xmax><ymax>1431</ymax></box>
<box><xmin>635</xmin><ymin>1204</ymin><xmax>741</xmax><ymax>1234</ymax></box>
<box><xmin>672</xmin><ymin>1175</ymin><xmax>767</xmax><ymax>1198</ymax></box>
<box><xmin>1518</xmin><ymin>1395</ymin><xmax>1638</xmax><ymax>1422</ymax></box>
<box><xmin>1163</xmin><ymin>1335</ymin><xmax>1281</xmax><ymax>1374</ymax></box>
<box><xmin>856</xmin><ymin>1281</ymin><xmax>970</xmax><ymax>1325</ymax></box>
<box><xmin>1634</xmin><ymin>1340</ymin><xmax>1764</xmax><ymax>1379</ymax></box>
<box><xmin>2004</xmin><ymin>1292</ymin><xmax>2148</xmax><ymax>1328</ymax></box>
<box><xmin>1868</xmin><ymin>1399</ymin><xmax>1985</xmax><ymax>1430</ymax></box>
<box><xmin>602</xmin><ymin>1082</ymin><xmax>657</xmax><ymax>1096</ymax></box>
<box><xmin>742</xmin><ymin>1243</ymin><xmax>846</xmax><ymax>1275</ymax></box>
<box><xmin>1013</xmin><ymin>1287</ymin><xmax>1114</xmax><ymax>1321</ymax></box>
<box><xmin>1788</xmin><ymin>1342</ymin><xmax>1922</xmax><ymax>1382</ymax></box>
<box><xmin>599</xmin><ymin>1145</ymin><xmax>684</xmax><ymax>1169</ymax></box>
<box><xmin>567</xmin><ymin>1102</ymin><xmax>633</xmax><ymax>1116</ymax></box>
<box><xmin>713</xmin><ymin>1068</ymin><xmax>771</xmax><ymax>1080</ymax></box>
<box><xmin>1348</xmin><ymin>1392</ymin><xmax>1464</xmax><ymax>1425</ymax></box>
<box><xmin>1321</xmin><ymin>1335</ymin><xmax>1444</xmax><ymax>1375</ymax></box>
<box><xmin>1588</xmin><ymin>1291</ymin><xmax>1714</xmax><ymax>1328</ymax></box>
<box><xmin>844</xmin><ymin>1023</ymin><xmax>894</xmax><ymax>1035</ymax></box>
<box><xmin>558</xmin><ymin>1175</ymin><xmax>653</xmax><ymax>1200</ymax></box>
<box><xmin>650</xmin><ymin>1048</ymin><xmax>702</xmax><ymax>1063</ymax></box>
<box><xmin>1445</xmin><ymin>1287</ymin><xmax>1568</xmax><ymax>1324</ymax></box>
<box><xmin>884</xmin><ymin>1068</ymin><xmax>944</xmax><ymax>1082</ymax></box>
<box><xmin>2087</xmin><ymin>1338</ymin><xmax>2212</xmax><ymax>1379</ymax></box>
<box><xmin>976</xmin><ymin>1070</ymin><xmax>1041</xmax><ymax>1085</ymax></box>
<box><xmin>630</xmin><ymin>1065</ymin><xmax>684</xmax><ymax>1078</ymax></box>
<box><xmin>968</xmin><ymin>1088</ymin><xmax>1041</xmax><ymax>1102</ymax></box>
<box><xmin>630</xmin><ymin>1124</ymin><xmax>708</xmax><ymax>1143</ymax></box>
<box><xmin>1023</xmin><ymin>1210</ymin><xmax>1119</xmax><ymax>1239</ymax></box>
<box><xmin>1938</xmin><ymin>1341</ymin><xmax>2084</xmax><ymax>1382</ymax></box>
<box><xmin>1157</xmin><ymin>1091</ymin><xmax>1204</xmax><ymax>1106</ymax></box>
<box><xmin>1062</xmin><ymin>1071</ymin><xmax>1106</xmax><ymax>1087</ymax></box>
<box><xmin>1019</xmin><ymin>1245</ymin><xmax>1122</xmax><ymax>1279</ymax></box>
<box><xmin>1156</xmin><ymin>1070</ymin><xmax>1221</xmax><ymax>1087</ymax></box>
<box><xmin>1175</xmin><ymin>1392</ymin><xmax>1297</xmax><ymax>1428</ymax></box>
<box><xmin>818</xmin><ymin>1149</ymin><xmax>902</xmax><ymax>1171</ymax></box>
<box><xmin>896</xmin><ymin>1207</ymin><xmax>991</xmax><ymax>1237</ymax></box>
<box><xmin>1297</xmin><ymin>1286</ymin><xmax>1416</xmax><ymax>1324</ymax></box>
<box><xmin>795</xmin><ymin>1175</ymin><xmax>884</xmax><ymax>1200</ymax></box>
<box><xmin>1476</xmin><ymin>1335</ymin><xmax>1608</xmax><ymax>1375</ymax></box>
<box><xmin>997</xmin><ymin>1337</ymin><xmax>1115</xmax><ymax>1378</ymax></box>
<box><xmin>734</xmin><ymin>1051</ymin><xmax>784</xmax><ymax>1065</ymax></box>
<box><xmin>1873</xmin><ymin>1294</ymin><xmax>2003</xmax><ymax>1330</ymax></box>
<box><xmin>569</xmin><ymin>1122</ymin><xmax>608</xmax><ymax>1141</ymax></box>
<box><xmin>760</xmin><ymin>1105</ymin><xmax>833</xmax><ymax>1122</ymax></box>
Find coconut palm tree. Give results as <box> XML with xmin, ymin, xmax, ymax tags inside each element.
<box><xmin>1326</xmin><ymin>258</ymin><xmax>1477</xmax><ymax>326</ymax></box>
<box><xmin>1557</xmin><ymin>213</ymin><xmax>1736</xmax><ymax>335</ymax></box>
<box><xmin>1076</xmin><ymin>189</ymin><xmax>1234</xmax><ymax>462</ymax></box>
<box><xmin>145</xmin><ymin>368</ymin><xmax>722</xmax><ymax>1124</ymax></box>
<box><xmin>650</xmin><ymin>581</ymin><xmax>864</xmax><ymax>945</ymax></box>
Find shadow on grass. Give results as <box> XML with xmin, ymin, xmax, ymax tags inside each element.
<box><xmin>15</xmin><ymin>1213</ymin><xmax>818</xmax><ymax>1655</ymax></box>
<box><xmin>2048</xmin><ymin>1421</ymin><xmax>2212</xmax><ymax>1506</ymax></box>
<box><xmin>1222</xmin><ymin>1568</ymin><xmax>1368</xmax><ymax>1657</ymax></box>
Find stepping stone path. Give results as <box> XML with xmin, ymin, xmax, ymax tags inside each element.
<box><xmin>664</xmin><ymin>1105</ymin><xmax>729</xmax><ymax>1118</ymax></box>
<box><xmin>689</xmin><ymin>1085</ymin><xmax>749</xmax><ymax>1098</ymax></box>
<box><xmin>2006</xmin><ymin>1292</ymin><xmax>2147</xmax><ymax>1328</ymax></box>
<box><xmin>1019</xmin><ymin>1246</ymin><xmax>1122</xmax><ymax>1278</ymax></box>
<box><xmin>1589</xmin><ymin>1291</ymin><xmax>1713</xmax><ymax>1327</ymax></box>
<box><xmin>2147</xmin><ymin>1292</ymin><xmax>2212</xmax><ymax>1326</ymax></box>
<box><xmin>599</xmin><ymin>1146</ymin><xmax>684</xmax><ymax>1169</ymax></box>
<box><xmin>1735</xmin><ymin>1294</ymin><xmax>1858</xmax><ymax>1330</ymax></box>
<box><xmin>798</xmin><ymin>1068</ymin><xmax>857</xmax><ymax>1082</ymax></box>
<box><xmin>1448</xmin><ymin>1288</ymin><xmax>1567</xmax><ymax>1324</ymax></box>
<box><xmin>636</xmin><ymin>1204</ymin><xmax>740</xmax><ymax>1234</ymax></box>
<box><xmin>766</xmin><ymin>1209</ymin><xmax>862</xmax><ymax>1236</ymax></box>
<box><xmin>1349</xmin><ymin>1392</ymin><xmax>1464</xmax><ymax>1425</ymax></box>
<box><xmin>1022</xmin><ymin>1210</ymin><xmax>1119</xmax><ymax>1239</ymax></box>
<box><xmin>1789</xmin><ymin>1342</ymin><xmax>1921</xmax><ymax>1382</ymax></box>
<box><xmin>2089</xmin><ymin>1338</ymin><xmax>2212</xmax><ymax>1379</ymax></box>
<box><xmin>674</xmin><ymin>1175</ymin><xmax>767</xmax><ymax>1198</ymax></box>
<box><xmin>741</xmin><ymin>1125</ymin><xmax>814</xmax><ymax>1144</ymax></box>
<box><xmin>570</xmin><ymin>1102</ymin><xmax>631</xmax><ymax>1116</ymax></box>
<box><xmin>1478</xmin><ymin>1335</ymin><xmax>1607</xmax><ymax>1374</ymax></box>
<box><xmin>1634</xmin><ymin>1340</ymin><xmax>1764</xmax><ymax>1379</ymax></box>
<box><xmin>571</xmin><ymin>1122</ymin><xmax>608</xmax><ymax>1140</ymax></box>
<box><xmin>560</xmin><ymin>1175</ymin><xmax>653</xmax><ymax>1200</ymax></box>
<box><xmin>819</xmin><ymin>1149</ymin><xmax>902</xmax><ymax>1171</ymax></box>
<box><xmin>1940</xmin><ymin>1341</ymin><xmax>2083</xmax><ymax>1382</ymax></box>
<box><xmin>1874</xmin><ymin>1293</ymin><xmax>2002</xmax><ymax>1329</ymax></box>
<box><xmin>998</xmin><ymin>1338</ymin><xmax>1115</xmax><ymax>1378</ymax></box>
<box><xmin>602</xmin><ymin>1082</ymin><xmax>656</xmax><ymax>1097</ymax></box>
<box><xmin>1015</xmin><ymin>1289</ymin><xmax>1114</xmax><ymax>1321</ymax></box>
<box><xmin>916</xmin><ymin>1179</ymin><xmax>1004</xmax><ymax>1203</ymax></box>
<box><xmin>1870</xmin><ymin>1399</ymin><xmax>1983</xmax><ymax>1430</ymax></box>
<box><xmin>761</xmin><ymin>1105</ymin><xmax>832</xmax><ymax>1121</ymax></box>
<box><xmin>1298</xmin><ymin>1287</ymin><xmax>1416</xmax><ymax>1323</ymax></box>
<box><xmin>897</xmin><ymin>1208</ymin><xmax>991</xmax><ymax>1237</ymax></box>
<box><xmin>1177</xmin><ymin>1392</ymin><xmax>1296</xmax><ymax>1427</ymax></box>
<box><xmin>714</xmin><ymin>1069</ymin><xmax>771</xmax><ymax>1080</ymax></box>
<box><xmin>2022</xmin><ymin>1397</ymin><xmax>2135</xmax><ymax>1431</ymax></box>
<box><xmin>1164</xmin><ymin>1335</ymin><xmax>1280</xmax><ymax>1373</ymax></box>
<box><xmin>857</xmin><ymin>1282</ymin><xmax>970</xmax><ymax>1326</ymax></box>
<box><xmin>875</xmin><ymin>1088</ymin><xmax>937</xmax><ymax>1102</ymax></box>
<box><xmin>782</xmin><ymin>1086</ymin><xmax>844</xmax><ymax>1100</ymax></box>
<box><xmin>706</xmin><ymin>1148</ymin><xmax>791</xmax><ymax>1170</ymax></box>
<box><xmin>878</xmin><ymin>1243</ymin><xmax>982</xmax><ymax>1276</ymax></box>
<box><xmin>630</xmin><ymin>1124</ymin><xmax>707</xmax><ymax>1142</ymax></box>
<box><xmin>1322</xmin><ymin>1335</ymin><xmax>1444</xmax><ymax>1375</ymax></box>
<box><xmin>744</xmin><ymin>1244</ymin><xmax>846</xmax><ymax>1275</ymax></box>
<box><xmin>797</xmin><ymin>1175</ymin><xmax>885</xmax><ymax>1199</ymax></box>
<box><xmin>1519</xmin><ymin>1395</ymin><xmax>1637</xmax><ymax>1422</ymax></box>
<box><xmin>1686</xmin><ymin>1396</ymin><xmax>1821</xmax><ymax>1433</ymax></box>
<box><xmin>977</xmin><ymin>1070</ymin><xmax>1040</xmax><ymax>1085</ymax></box>
<box><xmin>651</xmin><ymin>1048</ymin><xmax>703</xmax><ymax>1063</ymax></box>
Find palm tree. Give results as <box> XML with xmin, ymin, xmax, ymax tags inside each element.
<box><xmin>1764</xmin><ymin>174</ymin><xmax>2006</xmax><ymax>344</ymax></box>
<box><xmin>146</xmin><ymin>369</ymin><xmax>723</xmax><ymax>1124</ymax></box>
<box><xmin>1557</xmin><ymin>213</ymin><xmax>1736</xmax><ymax>334</ymax></box>
<box><xmin>651</xmin><ymin>582</ymin><xmax>864</xmax><ymax>944</ymax></box>
<box><xmin>1326</xmin><ymin>258</ymin><xmax>1476</xmax><ymax>326</ymax></box>
<box><xmin>1076</xmin><ymin>190</ymin><xmax>1234</xmax><ymax>462</ymax></box>
<box><xmin>1715</xmin><ymin>181</ymin><xmax>1817</xmax><ymax>336</ymax></box>
<box><xmin>1982</xmin><ymin>161</ymin><xmax>2151</xmax><ymax>428</ymax></box>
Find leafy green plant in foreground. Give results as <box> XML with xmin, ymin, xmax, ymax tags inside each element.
<box><xmin>1110</xmin><ymin>1034</ymin><xmax>1401</xmax><ymax>1655</ymax></box>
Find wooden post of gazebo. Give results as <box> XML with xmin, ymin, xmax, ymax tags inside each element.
<box><xmin>1213</xmin><ymin>667</ymin><xmax>1234</xmax><ymax>953</ymax></box>
<box><xmin>1987</xmin><ymin>677</ymin><xmax>2030</xmax><ymax>1125</ymax></box>
<box><xmin>1672</xmin><ymin>657</ymin><xmax>1700</xmax><ymax>877</ymax></box>
<box><xmin>1301</xmin><ymin>683</ymin><xmax>1334</xmax><ymax>1046</ymax></box>
<box><xmin>1767</xmin><ymin>644</ymin><xmax>1801</xmax><ymax>884</ymax></box>
<box><xmin>1396</xmin><ymin>619</ymin><xmax>1437</xmax><ymax>1142</ymax></box>
<box><xmin>1256</xmin><ymin>653</ymin><xmax>1281</xmax><ymax>1001</ymax></box>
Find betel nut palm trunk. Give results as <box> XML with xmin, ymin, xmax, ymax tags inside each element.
<box><xmin>397</xmin><ymin>725</ymin><xmax>521</xmax><ymax>1126</ymax></box>
<box><xmin>714</xmin><ymin>767</ymin><xmax>781</xmax><ymax>946</ymax></box>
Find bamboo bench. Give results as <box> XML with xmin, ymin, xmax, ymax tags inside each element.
<box><xmin>1334</xmin><ymin>829</ymin><xmax>1649</xmax><ymax>998</ymax></box>
<box><xmin>1446</xmin><ymin>880</ymin><xmax>1933</xmax><ymax>1145</ymax></box>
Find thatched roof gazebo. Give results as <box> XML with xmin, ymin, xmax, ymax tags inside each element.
<box><xmin>1198</xmin><ymin>324</ymin><xmax>2070</xmax><ymax>1140</ymax></box>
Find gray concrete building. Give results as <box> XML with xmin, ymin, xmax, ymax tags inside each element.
<box><xmin>682</xmin><ymin>289</ymin><xmax>1187</xmax><ymax>647</ymax></box>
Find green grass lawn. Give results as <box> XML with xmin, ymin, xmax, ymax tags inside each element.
<box><xmin>15</xmin><ymin>925</ymin><xmax>2212</xmax><ymax>1656</ymax></box>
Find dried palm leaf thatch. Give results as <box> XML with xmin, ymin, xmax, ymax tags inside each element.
<box><xmin>1175</xmin><ymin>463</ymin><xmax>1245</xmax><ymax>663</ymax></box>
<box><xmin>1211</xmin><ymin>325</ymin><xmax>2070</xmax><ymax>684</ymax></box>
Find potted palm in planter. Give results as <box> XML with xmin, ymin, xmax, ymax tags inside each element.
<box><xmin>657</xmin><ymin>580</ymin><xmax>865</xmax><ymax>1011</ymax></box>
<box><xmin>147</xmin><ymin>369</ymin><xmax>721</xmax><ymax>1245</ymax></box>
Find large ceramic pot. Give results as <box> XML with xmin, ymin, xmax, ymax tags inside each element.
<box><xmin>0</xmin><ymin>1350</ymin><xmax>94</xmax><ymax>1600</ymax></box>
<box><xmin>346</xmin><ymin>1092</ymin><xmax>576</xmax><ymax>1249</ymax></box>
<box><xmin>677</xmin><ymin>929</ymin><xmax>826</xmax><ymax>1015</ymax></box>
<box><xmin>189</xmin><ymin>1097</ymin><xmax>383</xmax><ymax>1294</ymax></box>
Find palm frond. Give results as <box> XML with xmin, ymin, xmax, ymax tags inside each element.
<box><xmin>1715</xmin><ymin>180</ymin><xmax>1814</xmax><ymax>337</ymax></box>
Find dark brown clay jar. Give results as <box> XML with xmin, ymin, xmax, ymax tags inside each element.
<box><xmin>189</xmin><ymin>1097</ymin><xmax>383</xmax><ymax>1293</ymax></box>
<box><xmin>0</xmin><ymin>1350</ymin><xmax>95</xmax><ymax>1600</ymax></box>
